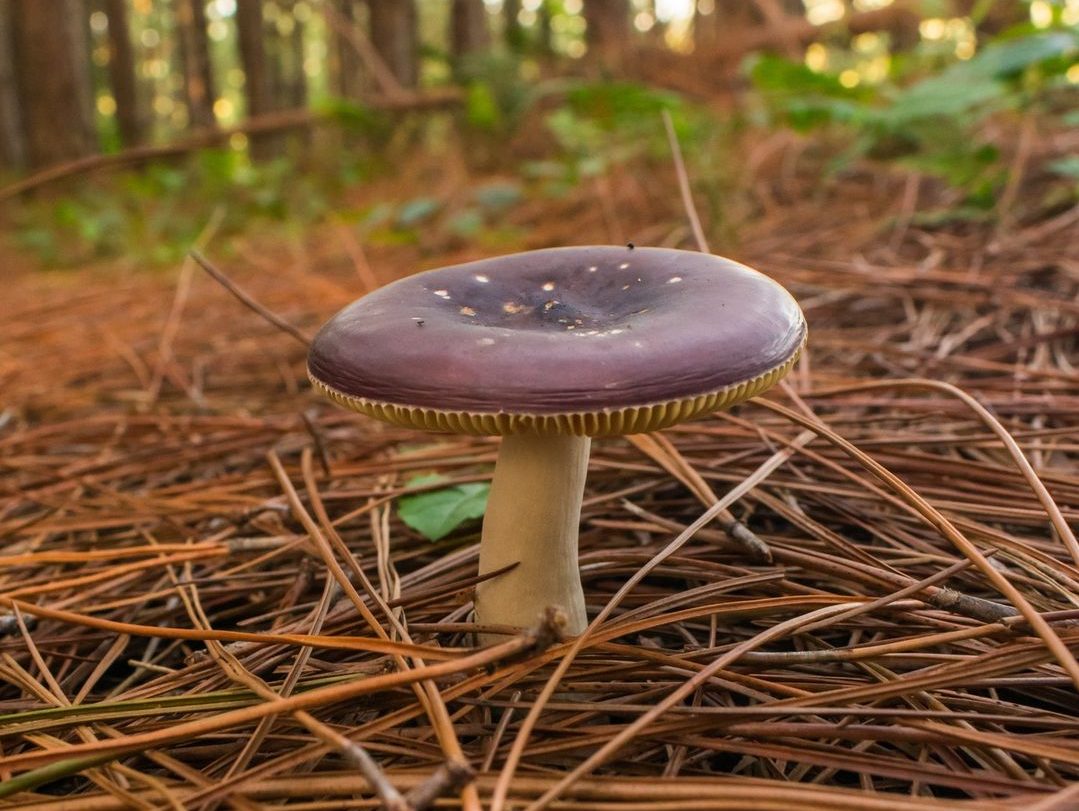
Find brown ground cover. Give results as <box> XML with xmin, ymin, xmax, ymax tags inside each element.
<box><xmin>1</xmin><ymin>136</ymin><xmax>1077</xmax><ymax>809</ymax></box>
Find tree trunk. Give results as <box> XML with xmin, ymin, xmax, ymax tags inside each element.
<box><xmin>583</xmin><ymin>0</ymin><xmax>629</xmax><ymax>71</ymax></box>
<box><xmin>367</xmin><ymin>0</ymin><xmax>418</xmax><ymax>89</ymax></box>
<box><xmin>236</xmin><ymin>0</ymin><xmax>271</xmax><ymax>119</ymax></box>
<box><xmin>104</xmin><ymin>0</ymin><xmax>141</xmax><ymax>144</ymax></box>
<box><xmin>10</xmin><ymin>0</ymin><xmax>97</xmax><ymax>169</ymax></box>
<box><xmin>176</xmin><ymin>0</ymin><xmax>216</xmax><ymax>130</ymax></box>
<box><xmin>503</xmin><ymin>0</ymin><xmax>524</xmax><ymax>51</ymax></box>
<box><xmin>451</xmin><ymin>0</ymin><xmax>489</xmax><ymax>64</ymax></box>
<box><xmin>704</xmin><ymin>0</ymin><xmax>763</xmax><ymax>55</ymax></box>
<box><xmin>285</xmin><ymin>6</ymin><xmax>307</xmax><ymax>109</ymax></box>
<box><xmin>330</xmin><ymin>0</ymin><xmax>364</xmax><ymax>100</ymax></box>
<box><xmin>0</xmin><ymin>0</ymin><xmax>26</xmax><ymax>170</ymax></box>
<box><xmin>537</xmin><ymin>0</ymin><xmax>553</xmax><ymax>56</ymax></box>
<box><xmin>236</xmin><ymin>0</ymin><xmax>282</xmax><ymax>157</ymax></box>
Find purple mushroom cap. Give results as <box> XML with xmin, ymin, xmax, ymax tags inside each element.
<box><xmin>308</xmin><ymin>246</ymin><xmax>805</xmax><ymax>436</ymax></box>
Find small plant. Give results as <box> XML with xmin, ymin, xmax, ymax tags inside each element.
<box><xmin>13</xmin><ymin>144</ymin><xmax>366</xmax><ymax>267</ymax></box>
<box><xmin>397</xmin><ymin>474</ymin><xmax>490</xmax><ymax>542</ymax></box>
<box><xmin>748</xmin><ymin>27</ymin><xmax>1079</xmax><ymax>209</ymax></box>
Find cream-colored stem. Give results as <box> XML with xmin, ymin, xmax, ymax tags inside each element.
<box><xmin>475</xmin><ymin>433</ymin><xmax>590</xmax><ymax>638</ymax></box>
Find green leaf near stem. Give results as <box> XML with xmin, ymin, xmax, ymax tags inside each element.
<box><xmin>398</xmin><ymin>474</ymin><xmax>490</xmax><ymax>541</ymax></box>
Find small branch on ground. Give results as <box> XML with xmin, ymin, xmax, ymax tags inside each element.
<box><xmin>189</xmin><ymin>250</ymin><xmax>312</xmax><ymax>347</ymax></box>
<box><xmin>404</xmin><ymin>760</ymin><xmax>476</xmax><ymax>811</ymax></box>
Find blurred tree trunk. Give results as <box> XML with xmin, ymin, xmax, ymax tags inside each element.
<box><xmin>367</xmin><ymin>0</ymin><xmax>418</xmax><ymax>88</ymax></box>
<box><xmin>10</xmin><ymin>0</ymin><xmax>97</xmax><ymax>168</ymax></box>
<box><xmin>330</xmin><ymin>0</ymin><xmax>364</xmax><ymax>100</ymax></box>
<box><xmin>267</xmin><ymin>5</ymin><xmax>307</xmax><ymax>110</ymax></box>
<box><xmin>176</xmin><ymin>0</ymin><xmax>216</xmax><ymax>130</ymax></box>
<box><xmin>503</xmin><ymin>0</ymin><xmax>524</xmax><ymax>51</ymax></box>
<box><xmin>286</xmin><ymin>9</ymin><xmax>307</xmax><ymax>109</ymax></box>
<box><xmin>237</xmin><ymin>1</ymin><xmax>270</xmax><ymax>118</ymax></box>
<box><xmin>0</xmin><ymin>0</ymin><xmax>26</xmax><ymax>170</ymax></box>
<box><xmin>103</xmin><ymin>0</ymin><xmax>142</xmax><ymax>145</ymax></box>
<box><xmin>700</xmin><ymin>0</ymin><xmax>763</xmax><ymax>57</ymax></box>
<box><xmin>451</xmin><ymin>0</ymin><xmax>489</xmax><ymax>64</ymax></box>
<box><xmin>955</xmin><ymin>0</ymin><xmax>1027</xmax><ymax>36</ymax></box>
<box><xmin>236</xmin><ymin>0</ymin><xmax>280</xmax><ymax>157</ymax></box>
<box><xmin>583</xmin><ymin>0</ymin><xmax>629</xmax><ymax>70</ymax></box>
<box><xmin>537</xmin><ymin>0</ymin><xmax>554</xmax><ymax>56</ymax></box>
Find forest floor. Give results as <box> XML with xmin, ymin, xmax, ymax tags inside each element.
<box><xmin>1</xmin><ymin>132</ymin><xmax>1078</xmax><ymax>809</ymax></box>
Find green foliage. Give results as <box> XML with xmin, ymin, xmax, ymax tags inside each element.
<box><xmin>457</xmin><ymin>52</ymin><xmax>545</xmax><ymax>137</ymax></box>
<box><xmin>13</xmin><ymin>145</ymin><xmax>359</xmax><ymax>267</ymax></box>
<box><xmin>397</xmin><ymin>474</ymin><xmax>490</xmax><ymax>541</ymax></box>
<box><xmin>395</xmin><ymin>197</ymin><xmax>442</xmax><ymax>228</ymax></box>
<box><xmin>748</xmin><ymin>28</ymin><xmax>1079</xmax><ymax>205</ymax></box>
<box><xmin>534</xmin><ymin>80</ymin><xmax>709</xmax><ymax>190</ymax></box>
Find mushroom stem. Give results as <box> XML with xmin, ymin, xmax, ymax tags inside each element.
<box><xmin>475</xmin><ymin>433</ymin><xmax>590</xmax><ymax>638</ymax></box>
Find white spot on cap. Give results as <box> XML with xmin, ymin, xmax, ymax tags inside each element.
<box><xmin>478</xmin><ymin>337</ymin><xmax>495</xmax><ymax>346</ymax></box>
<box><xmin>434</xmin><ymin>289</ymin><xmax>450</xmax><ymax>299</ymax></box>
<box><xmin>503</xmin><ymin>302</ymin><xmax>526</xmax><ymax>314</ymax></box>
<box><xmin>667</xmin><ymin>276</ymin><xmax>683</xmax><ymax>284</ymax></box>
<box><xmin>633</xmin><ymin>340</ymin><xmax>643</xmax><ymax>348</ymax></box>
<box><xmin>587</xmin><ymin>265</ymin><xmax>598</xmax><ymax>272</ymax></box>
<box><xmin>460</xmin><ymin>306</ymin><xmax>476</xmax><ymax>317</ymax></box>
<box><xmin>542</xmin><ymin>281</ymin><xmax>555</xmax><ymax>291</ymax></box>
<box><xmin>621</xmin><ymin>285</ymin><xmax>630</xmax><ymax>290</ymax></box>
<box><xmin>610</xmin><ymin>328</ymin><xmax>625</xmax><ymax>335</ymax></box>
<box><xmin>474</xmin><ymin>274</ymin><xmax>489</xmax><ymax>283</ymax></box>
<box><xmin>619</xmin><ymin>262</ymin><xmax>630</xmax><ymax>269</ymax></box>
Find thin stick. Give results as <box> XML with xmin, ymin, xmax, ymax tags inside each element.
<box><xmin>147</xmin><ymin>208</ymin><xmax>225</xmax><ymax>405</ymax></box>
<box><xmin>188</xmin><ymin>250</ymin><xmax>312</xmax><ymax>347</ymax></box>
<box><xmin>662</xmin><ymin>109</ymin><xmax>709</xmax><ymax>254</ymax></box>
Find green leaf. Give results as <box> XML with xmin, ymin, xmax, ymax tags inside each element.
<box><xmin>884</xmin><ymin>74</ymin><xmax>1005</xmax><ymax>124</ymax></box>
<box><xmin>1049</xmin><ymin>156</ymin><xmax>1079</xmax><ymax>180</ymax></box>
<box><xmin>448</xmin><ymin>208</ymin><xmax>485</xmax><ymax>238</ymax></box>
<box><xmin>398</xmin><ymin>475</ymin><xmax>490</xmax><ymax>541</ymax></box>
<box><xmin>395</xmin><ymin>197</ymin><xmax>441</xmax><ymax>228</ymax></box>
<box><xmin>466</xmin><ymin>81</ymin><xmax>501</xmax><ymax>131</ymax></box>
<box><xmin>747</xmin><ymin>53</ymin><xmax>857</xmax><ymax>99</ymax></box>
<box><xmin>955</xmin><ymin>32</ymin><xmax>1078</xmax><ymax>81</ymax></box>
<box><xmin>474</xmin><ymin>181</ymin><xmax>523</xmax><ymax>212</ymax></box>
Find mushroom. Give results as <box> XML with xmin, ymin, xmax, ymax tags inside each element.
<box><xmin>308</xmin><ymin>246</ymin><xmax>806</xmax><ymax>637</ymax></box>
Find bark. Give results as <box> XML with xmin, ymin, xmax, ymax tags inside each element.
<box><xmin>367</xmin><ymin>0</ymin><xmax>418</xmax><ymax>88</ymax></box>
<box><xmin>176</xmin><ymin>0</ymin><xmax>216</xmax><ymax>129</ymax></box>
<box><xmin>502</xmin><ymin>0</ymin><xmax>523</xmax><ymax>51</ymax></box>
<box><xmin>236</xmin><ymin>0</ymin><xmax>271</xmax><ymax>119</ymax></box>
<box><xmin>537</xmin><ymin>0</ymin><xmax>553</xmax><ymax>56</ymax></box>
<box><xmin>285</xmin><ymin>9</ymin><xmax>307</xmax><ymax>109</ymax></box>
<box><xmin>583</xmin><ymin>0</ymin><xmax>629</xmax><ymax>71</ymax></box>
<box><xmin>10</xmin><ymin>0</ymin><xmax>97</xmax><ymax>169</ymax></box>
<box><xmin>0</xmin><ymin>0</ymin><xmax>25</xmax><ymax>170</ymax></box>
<box><xmin>267</xmin><ymin>4</ymin><xmax>307</xmax><ymax>111</ymax></box>
<box><xmin>451</xmin><ymin>0</ymin><xmax>490</xmax><ymax>63</ymax></box>
<box><xmin>330</xmin><ymin>0</ymin><xmax>364</xmax><ymax>100</ymax></box>
<box><xmin>236</xmin><ymin>0</ymin><xmax>281</xmax><ymax>157</ymax></box>
<box><xmin>103</xmin><ymin>0</ymin><xmax>141</xmax><ymax>144</ymax></box>
<box><xmin>697</xmin><ymin>0</ymin><xmax>762</xmax><ymax>57</ymax></box>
